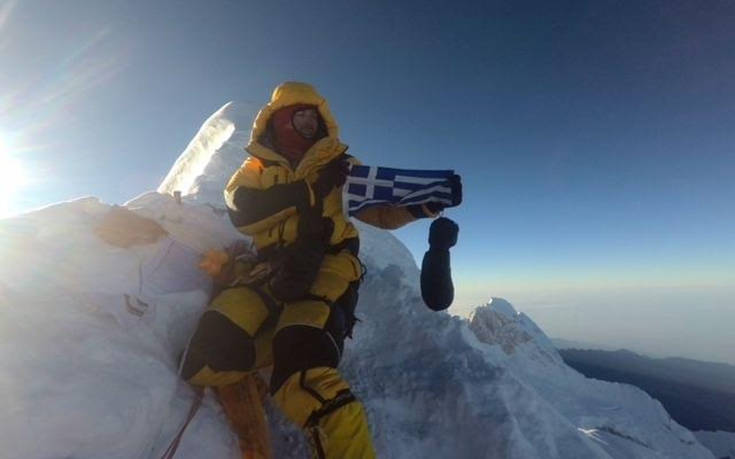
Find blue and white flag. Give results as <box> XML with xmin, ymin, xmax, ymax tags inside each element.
<box><xmin>344</xmin><ymin>165</ymin><xmax>455</xmax><ymax>217</ymax></box>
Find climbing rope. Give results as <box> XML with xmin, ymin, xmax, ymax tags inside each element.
<box><xmin>160</xmin><ymin>388</ymin><xmax>204</xmax><ymax>459</ymax></box>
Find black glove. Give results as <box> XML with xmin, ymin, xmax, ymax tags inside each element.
<box><xmin>445</xmin><ymin>174</ymin><xmax>463</xmax><ymax>208</ymax></box>
<box><xmin>269</xmin><ymin>239</ymin><xmax>325</xmax><ymax>302</ymax></box>
<box><xmin>313</xmin><ymin>160</ymin><xmax>350</xmax><ymax>198</ymax></box>
<box><xmin>421</xmin><ymin>217</ymin><xmax>459</xmax><ymax>311</ymax></box>
<box><xmin>270</xmin><ymin>207</ymin><xmax>334</xmax><ymax>302</ymax></box>
<box><xmin>428</xmin><ymin>216</ymin><xmax>459</xmax><ymax>250</ymax></box>
<box><xmin>409</xmin><ymin>174</ymin><xmax>463</xmax><ymax>217</ymax></box>
<box><xmin>297</xmin><ymin>205</ymin><xmax>334</xmax><ymax>242</ymax></box>
<box><xmin>424</xmin><ymin>202</ymin><xmax>445</xmax><ymax>214</ymax></box>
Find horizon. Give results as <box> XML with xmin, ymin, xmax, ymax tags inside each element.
<box><xmin>1</xmin><ymin>0</ymin><xmax>733</xmax><ymax>364</ymax></box>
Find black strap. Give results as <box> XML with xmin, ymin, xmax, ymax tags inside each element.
<box><xmin>304</xmin><ymin>388</ymin><xmax>357</xmax><ymax>428</ymax></box>
<box><xmin>251</xmin><ymin>284</ymin><xmax>283</xmax><ymax>330</ymax></box>
<box><xmin>300</xmin><ymin>370</ymin><xmax>326</xmax><ymax>404</ymax></box>
<box><xmin>302</xmin><ymin>293</ymin><xmax>334</xmax><ymax>307</ymax></box>
<box><xmin>310</xmin><ymin>425</ymin><xmax>327</xmax><ymax>459</ymax></box>
<box><xmin>160</xmin><ymin>388</ymin><xmax>203</xmax><ymax>459</ymax></box>
<box><xmin>325</xmin><ymin>237</ymin><xmax>359</xmax><ymax>256</ymax></box>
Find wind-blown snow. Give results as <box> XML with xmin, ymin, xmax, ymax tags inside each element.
<box><xmin>0</xmin><ymin>101</ymin><xmax>717</xmax><ymax>458</ymax></box>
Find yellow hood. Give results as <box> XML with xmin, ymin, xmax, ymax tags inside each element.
<box><xmin>246</xmin><ymin>82</ymin><xmax>346</xmax><ymax>174</ymax></box>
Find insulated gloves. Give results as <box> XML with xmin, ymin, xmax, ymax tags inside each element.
<box><xmin>427</xmin><ymin>174</ymin><xmax>463</xmax><ymax>213</ymax></box>
<box><xmin>269</xmin><ymin>159</ymin><xmax>346</xmax><ymax>301</ymax></box>
<box><xmin>312</xmin><ymin>160</ymin><xmax>350</xmax><ymax>198</ymax></box>
<box><xmin>421</xmin><ymin>217</ymin><xmax>459</xmax><ymax>311</ymax></box>
<box><xmin>408</xmin><ymin>174</ymin><xmax>463</xmax><ymax>217</ymax></box>
<box><xmin>270</xmin><ymin>206</ymin><xmax>334</xmax><ymax>302</ymax></box>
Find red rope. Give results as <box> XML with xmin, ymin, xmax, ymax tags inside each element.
<box><xmin>160</xmin><ymin>388</ymin><xmax>204</xmax><ymax>459</ymax></box>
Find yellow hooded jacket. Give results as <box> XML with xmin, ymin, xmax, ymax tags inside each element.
<box><xmin>225</xmin><ymin>82</ymin><xmax>434</xmax><ymax>252</ymax></box>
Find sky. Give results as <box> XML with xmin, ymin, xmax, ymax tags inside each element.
<box><xmin>0</xmin><ymin>0</ymin><xmax>733</xmax><ymax>362</ymax></box>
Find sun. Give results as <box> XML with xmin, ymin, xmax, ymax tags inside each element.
<box><xmin>0</xmin><ymin>133</ymin><xmax>29</xmax><ymax>216</ymax></box>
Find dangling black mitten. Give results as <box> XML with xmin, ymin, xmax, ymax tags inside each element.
<box><xmin>421</xmin><ymin>217</ymin><xmax>459</xmax><ymax>311</ymax></box>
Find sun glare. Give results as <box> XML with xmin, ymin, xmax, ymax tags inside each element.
<box><xmin>0</xmin><ymin>133</ymin><xmax>29</xmax><ymax>216</ymax></box>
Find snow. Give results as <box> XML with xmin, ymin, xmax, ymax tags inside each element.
<box><xmin>158</xmin><ymin>101</ymin><xmax>258</xmax><ymax>208</ymax></box>
<box><xmin>0</xmin><ymin>195</ymin><xmax>244</xmax><ymax>458</ymax></box>
<box><xmin>694</xmin><ymin>431</ymin><xmax>735</xmax><ymax>459</ymax></box>
<box><xmin>0</xmin><ymin>101</ymin><xmax>719</xmax><ymax>458</ymax></box>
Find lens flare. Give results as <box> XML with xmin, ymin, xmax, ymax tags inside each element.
<box><xmin>0</xmin><ymin>133</ymin><xmax>28</xmax><ymax>216</ymax></box>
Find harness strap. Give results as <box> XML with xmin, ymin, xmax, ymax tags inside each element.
<box><xmin>325</xmin><ymin>237</ymin><xmax>359</xmax><ymax>256</ymax></box>
<box><xmin>302</xmin><ymin>386</ymin><xmax>357</xmax><ymax>459</ymax></box>
<box><xmin>303</xmin><ymin>293</ymin><xmax>334</xmax><ymax>306</ymax></box>
<box><xmin>160</xmin><ymin>388</ymin><xmax>203</xmax><ymax>459</ymax></box>
<box><xmin>251</xmin><ymin>284</ymin><xmax>283</xmax><ymax>330</ymax></box>
<box><xmin>304</xmin><ymin>388</ymin><xmax>357</xmax><ymax>428</ymax></box>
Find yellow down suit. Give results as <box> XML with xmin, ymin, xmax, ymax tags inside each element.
<box><xmin>181</xmin><ymin>82</ymin><xmax>435</xmax><ymax>458</ymax></box>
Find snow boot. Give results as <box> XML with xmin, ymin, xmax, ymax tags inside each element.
<box><xmin>272</xmin><ymin>367</ymin><xmax>376</xmax><ymax>459</ymax></box>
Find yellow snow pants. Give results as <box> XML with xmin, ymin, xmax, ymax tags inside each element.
<box><xmin>181</xmin><ymin>251</ymin><xmax>376</xmax><ymax>459</ymax></box>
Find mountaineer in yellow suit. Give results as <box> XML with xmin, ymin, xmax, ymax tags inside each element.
<box><xmin>181</xmin><ymin>82</ymin><xmax>461</xmax><ymax>458</ymax></box>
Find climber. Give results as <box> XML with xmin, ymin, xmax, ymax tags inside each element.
<box><xmin>180</xmin><ymin>82</ymin><xmax>462</xmax><ymax>458</ymax></box>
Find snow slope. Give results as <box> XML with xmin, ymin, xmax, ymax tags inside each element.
<box><xmin>0</xmin><ymin>101</ymin><xmax>716</xmax><ymax>458</ymax></box>
<box><xmin>694</xmin><ymin>431</ymin><xmax>735</xmax><ymax>459</ymax></box>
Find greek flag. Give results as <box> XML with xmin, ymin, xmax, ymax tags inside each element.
<box><xmin>344</xmin><ymin>165</ymin><xmax>455</xmax><ymax>217</ymax></box>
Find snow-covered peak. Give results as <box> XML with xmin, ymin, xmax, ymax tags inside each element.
<box><xmin>486</xmin><ymin>297</ymin><xmax>518</xmax><ymax>318</ymax></box>
<box><xmin>469</xmin><ymin>297</ymin><xmax>560</xmax><ymax>362</ymax></box>
<box><xmin>158</xmin><ymin>101</ymin><xmax>258</xmax><ymax>208</ymax></box>
<box><xmin>0</xmin><ymin>102</ymin><xmax>718</xmax><ymax>459</ymax></box>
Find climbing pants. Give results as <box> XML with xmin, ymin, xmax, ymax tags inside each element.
<box><xmin>181</xmin><ymin>251</ymin><xmax>376</xmax><ymax>459</ymax></box>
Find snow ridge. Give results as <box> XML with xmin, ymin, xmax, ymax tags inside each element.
<box><xmin>158</xmin><ymin>101</ymin><xmax>258</xmax><ymax>207</ymax></box>
<box><xmin>0</xmin><ymin>102</ymin><xmax>716</xmax><ymax>458</ymax></box>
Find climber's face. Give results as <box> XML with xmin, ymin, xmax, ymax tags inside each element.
<box><xmin>292</xmin><ymin>108</ymin><xmax>319</xmax><ymax>139</ymax></box>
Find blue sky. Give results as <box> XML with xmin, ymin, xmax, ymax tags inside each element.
<box><xmin>1</xmin><ymin>0</ymin><xmax>733</xmax><ymax>360</ymax></box>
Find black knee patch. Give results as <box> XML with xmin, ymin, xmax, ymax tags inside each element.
<box><xmin>180</xmin><ymin>310</ymin><xmax>255</xmax><ymax>380</ymax></box>
<box><xmin>270</xmin><ymin>325</ymin><xmax>341</xmax><ymax>394</ymax></box>
<box><xmin>269</xmin><ymin>283</ymin><xmax>361</xmax><ymax>394</ymax></box>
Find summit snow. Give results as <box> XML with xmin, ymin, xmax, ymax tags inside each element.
<box><xmin>0</xmin><ymin>102</ymin><xmax>719</xmax><ymax>458</ymax></box>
